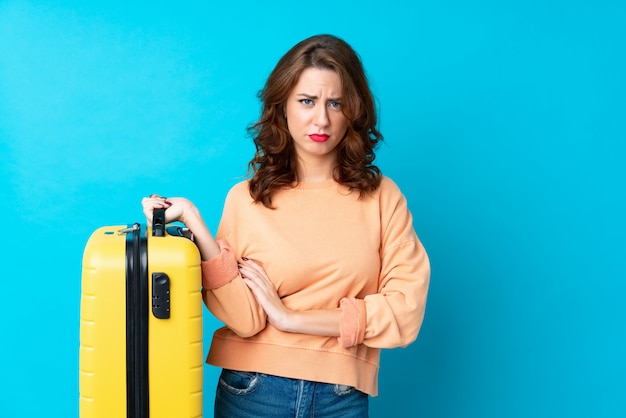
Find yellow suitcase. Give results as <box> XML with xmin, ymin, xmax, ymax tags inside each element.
<box><xmin>80</xmin><ymin>209</ymin><xmax>203</xmax><ymax>418</ymax></box>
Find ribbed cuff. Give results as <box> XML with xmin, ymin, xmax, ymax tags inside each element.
<box><xmin>337</xmin><ymin>297</ymin><xmax>366</xmax><ymax>348</ymax></box>
<box><xmin>201</xmin><ymin>239</ymin><xmax>239</xmax><ymax>290</ymax></box>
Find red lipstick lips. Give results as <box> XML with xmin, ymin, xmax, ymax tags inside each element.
<box><xmin>309</xmin><ymin>134</ymin><xmax>329</xmax><ymax>142</ymax></box>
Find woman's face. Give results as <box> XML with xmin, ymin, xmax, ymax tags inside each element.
<box><xmin>285</xmin><ymin>67</ymin><xmax>349</xmax><ymax>165</ymax></box>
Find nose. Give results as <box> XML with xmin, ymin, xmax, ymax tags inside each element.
<box><xmin>314</xmin><ymin>105</ymin><xmax>330</xmax><ymax>127</ymax></box>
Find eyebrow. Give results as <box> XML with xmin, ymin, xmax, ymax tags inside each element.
<box><xmin>296</xmin><ymin>93</ymin><xmax>342</xmax><ymax>102</ymax></box>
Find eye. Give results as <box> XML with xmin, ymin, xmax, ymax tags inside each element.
<box><xmin>329</xmin><ymin>101</ymin><xmax>341</xmax><ymax>109</ymax></box>
<box><xmin>300</xmin><ymin>99</ymin><xmax>313</xmax><ymax>105</ymax></box>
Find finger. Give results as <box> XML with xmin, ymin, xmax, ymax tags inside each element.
<box><xmin>240</xmin><ymin>258</ymin><xmax>267</xmax><ymax>277</ymax></box>
<box><xmin>144</xmin><ymin>200</ymin><xmax>171</xmax><ymax>210</ymax></box>
<box><xmin>241</xmin><ymin>277</ymin><xmax>257</xmax><ymax>290</ymax></box>
<box><xmin>239</xmin><ymin>266</ymin><xmax>269</xmax><ymax>286</ymax></box>
<box><xmin>238</xmin><ymin>265</ymin><xmax>261</xmax><ymax>282</ymax></box>
<box><xmin>145</xmin><ymin>194</ymin><xmax>170</xmax><ymax>203</ymax></box>
<box><xmin>142</xmin><ymin>196</ymin><xmax>170</xmax><ymax>226</ymax></box>
<box><xmin>241</xmin><ymin>277</ymin><xmax>266</xmax><ymax>300</ymax></box>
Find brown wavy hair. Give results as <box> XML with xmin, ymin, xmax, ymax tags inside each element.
<box><xmin>247</xmin><ymin>34</ymin><xmax>383</xmax><ymax>208</ymax></box>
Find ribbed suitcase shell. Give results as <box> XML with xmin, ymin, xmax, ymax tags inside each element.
<box><xmin>79</xmin><ymin>223</ymin><xmax>203</xmax><ymax>418</ymax></box>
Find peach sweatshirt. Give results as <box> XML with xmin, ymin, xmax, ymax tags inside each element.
<box><xmin>201</xmin><ymin>176</ymin><xmax>430</xmax><ymax>396</ymax></box>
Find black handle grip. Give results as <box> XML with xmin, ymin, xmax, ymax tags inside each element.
<box><xmin>152</xmin><ymin>208</ymin><xmax>166</xmax><ymax>237</ymax></box>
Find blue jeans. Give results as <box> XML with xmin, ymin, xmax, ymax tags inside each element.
<box><xmin>214</xmin><ymin>369</ymin><xmax>369</xmax><ymax>418</ymax></box>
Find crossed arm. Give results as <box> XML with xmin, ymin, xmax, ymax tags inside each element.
<box><xmin>142</xmin><ymin>194</ymin><xmax>341</xmax><ymax>337</ymax></box>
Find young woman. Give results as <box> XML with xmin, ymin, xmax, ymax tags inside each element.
<box><xmin>142</xmin><ymin>34</ymin><xmax>430</xmax><ymax>418</ymax></box>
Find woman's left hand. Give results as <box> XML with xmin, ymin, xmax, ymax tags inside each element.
<box><xmin>238</xmin><ymin>258</ymin><xmax>291</xmax><ymax>331</ymax></box>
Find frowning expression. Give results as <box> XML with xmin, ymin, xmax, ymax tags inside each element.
<box><xmin>285</xmin><ymin>67</ymin><xmax>349</xmax><ymax>163</ymax></box>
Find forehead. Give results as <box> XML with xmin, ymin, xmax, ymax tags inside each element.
<box><xmin>291</xmin><ymin>67</ymin><xmax>343</xmax><ymax>95</ymax></box>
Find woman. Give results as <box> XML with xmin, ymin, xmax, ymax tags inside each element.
<box><xmin>143</xmin><ymin>34</ymin><xmax>430</xmax><ymax>418</ymax></box>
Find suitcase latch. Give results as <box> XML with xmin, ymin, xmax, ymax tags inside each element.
<box><xmin>152</xmin><ymin>273</ymin><xmax>171</xmax><ymax>319</ymax></box>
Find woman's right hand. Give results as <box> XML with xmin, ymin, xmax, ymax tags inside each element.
<box><xmin>142</xmin><ymin>194</ymin><xmax>220</xmax><ymax>261</ymax></box>
<box><xmin>142</xmin><ymin>194</ymin><xmax>191</xmax><ymax>226</ymax></box>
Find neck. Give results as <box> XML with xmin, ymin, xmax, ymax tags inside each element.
<box><xmin>296</xmin><ymin>156</ymin><xmax>336</xmax><ymax>183</ymax></box>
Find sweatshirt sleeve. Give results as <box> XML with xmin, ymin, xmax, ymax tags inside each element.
<box><xmin>360</xmin><ymin>178</ymin><xmax>430</xmax><ymax>348</ymax></box>
<box><xmin>200</xmin><ymin>184</ymin><xmax>267</xmax><ymax>338</ymax></box>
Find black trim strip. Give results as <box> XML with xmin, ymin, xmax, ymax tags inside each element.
<box><xmin>126</xmin><ymin>223</ymin><xmax>149</xmax><ymax>418</ymax></box>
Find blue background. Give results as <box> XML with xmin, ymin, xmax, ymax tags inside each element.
<box><xmin>1</xmin><ymin>1</ymin><xmax>624</xmax><ymax>417</ymax></box>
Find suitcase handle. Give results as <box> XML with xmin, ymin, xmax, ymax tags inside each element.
<box><xmin>152</xmin><ymin>208</ymin><xmax>166</xmax><ymax>237</ymax></box>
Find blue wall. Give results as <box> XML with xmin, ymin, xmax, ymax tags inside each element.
<box><xmin>1</xmin><ymin>1</ymin><xmax>624</xmax><ymax>417</ymax></box>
